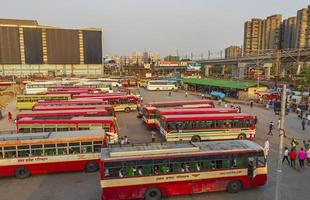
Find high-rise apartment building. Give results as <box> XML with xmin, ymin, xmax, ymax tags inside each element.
<box><xmin>243</xmin><ymin>18</ymin><xmax>263</xmax><ymax>55</ymax></box>
<box><xmin>225</xmin><ymin>46</ymin><xmax>242</xmax><ymax>58</ymax></box>
<box><xmin>281</xmin><ymin>17</ymin><xmax>297</xmax><ymax>49</ymax></box>
<box><xmin>295</xmin><ymin>8</ymin><xmax>308</xmax><ymax>48</ymax></box>
<box><xmin>261</xmin><ymin>15</ymin><xmax>282</xmax><ymax>50</ymax></box>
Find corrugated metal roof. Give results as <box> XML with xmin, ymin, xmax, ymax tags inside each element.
<box><xmin>0</xmin><ymin>18</ymin><xmax>38</xmax><ymax>26</ymax></box>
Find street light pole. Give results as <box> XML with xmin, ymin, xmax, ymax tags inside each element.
<box><xmin>275</xmin><ymin>84</ymin><xmax>286</xmax><ymax>200</ymax></box>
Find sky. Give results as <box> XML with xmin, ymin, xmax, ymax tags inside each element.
<box><xmin>0</xmin><ymin>0</ymin><xmax>308</xmax><ymax>57</ymax></box>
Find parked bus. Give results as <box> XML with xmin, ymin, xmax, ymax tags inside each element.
<box><xmin>16</xmin><ymin>94</ymin><xmax>71</xmax><ymax>110</ymax></box>
<box><xmin>86</xmin><ymin>95</ymin><xmax>139</xmax><ymax>112</ymax></box>
<box><xmin>24</xmin><ymin>81</ymin><xmax>59</xmax><ymax>94</ymax></box>
<box><xmin>17</xmin><ymin>109</ymin><xmax>110</xmax><ymax>120</ymax></box>
<box><xmin>33</xmin><ymin>105</ymin><xmax>115</xmax><ymax>116</ymax></box>
<box><xmin>143</xmin><ymin>108</ymin><xmax>238</xmax><ymax>129</ymax></box>
<box><xmin>137</xmin><ymin>100</ymin><xmax>215</xmax><ymax>118</ymax></box>
<box><xmin>76</xmin><ymin>82</ymin><xmax>113</xmax><ymax>93</ymax></box>
<box><xmin>100</xmin><ymin>140</ymin><xmax>267</xmax><ymax>200</ymax></box>
<box><xmin>142</xmin><ymin>106</ymin><xmax>217</xmax><ymax>129</ymax></box>
<box><xmin>146</xmin><ymin>80</ymin><xmax>178</xmax><ymax>91</ymax></box>
<box><xmin>33</xmin><ymin>99</ymin><xmax>106</xmax><ymax>107</ymax></box>
<box><xmin>0</xmin><ymin>130</ymin><xmax>105</xmax><ymax>178</ymax></box>
<box><xmin>159</xmin><ymin>113</ymin><xmax>255</xmax><ymax>142</ymax></box>
<box><xmin>72</xmin><ymin>92</ymin><xmax>127</xmax><ymax>99</ymax></box>
<box><xmin>17</xmin><ymin>116</ymin><xmax>118</xmax><ymax>144</ymax></box>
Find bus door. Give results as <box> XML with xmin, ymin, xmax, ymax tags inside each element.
<box><xmin>247</xmin><ymin>157</ymin><xmax>256</xmax><ymax>179</ymax></box>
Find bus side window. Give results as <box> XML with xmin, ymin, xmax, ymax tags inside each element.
<box><xmin>81</xmin><ymin>142</ymin><xmax>93</xmax><ymax>153</ymax></box>
<box><xmin>44</xmin><ymin>144</ymin><xmax>56</xmax><ymax>156</ymax></box>
<box><xmin>31</xmin><ymin>145</ymin><xmax>43</xmax><ymax>156</ymax></box>
<box><xmin>4</xmin><ymin>146</ymin><xmax>17</xmax><ymax>158</ymax></box>
<box><xmin>18</xmin><ymin>145</ymin><xmax>30</xmax><ymax>157</ymax></box>
<box><xmin>93</xmin><ymin>141</ymin><xmax>102</xmax><ymax>152</ymax></box>
<box><xmin>57</xmin><ymin>143</ymin><xmax>68</xmax><ymax>155</ymax></box>
<box><xmin>69</xmin><ymin>142</ymin><xmax>81</xmax><ymax>154</ymax></box>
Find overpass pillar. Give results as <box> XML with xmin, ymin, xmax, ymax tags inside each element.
<box><xmin>237</xmin><ymin>63</ymin><xmax>247</xmax><ymax>80</ymax></box>
<box><xmin>263</xmin><ymin>63</ymin><xmax>272</xmax><ymax>80</ymax></box>
<box><xmin>205</xmin><ymin>65</ymin><xmax>212</xmax><ymax>77</ymax></box>
<box><xmin>232</xmin><ymin>64</ymin><xmax>238</xmax><ymax>79</ymax></box>
<box><xmin>221</xmin><ymin>65</ymin><xmax>225</xmax><ymax>76</ymax></box>
<box><xmin>296</xmin><ymin>62</ymin><xmax>302</xmax><ymax>75</ymax></box>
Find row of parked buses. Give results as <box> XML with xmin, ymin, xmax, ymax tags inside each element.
<box><xmin>2</xmin><ymin>80</ymin><xmax>267</xmax><ymax>200</ymax></box>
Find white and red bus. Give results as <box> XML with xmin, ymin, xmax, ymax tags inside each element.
<box><xmin>84</xmin><ymin>95</ymin><xmax>139</xmax><ymax>112</ymax></box>
<box><xmin>0</xmin><ymin>129</ymin><xmax>105</xmax><ymax>178</ymax></box>
<box><xmin>158</xmin><ymin>113</ymin><xmax>255</xmax><ymax>142</ymax></box>
<box><xmin>72</xmin><ymin>92</ymin><xmax>127</xmax><ymax>99</ymax></box>
<box><xmin>143</xmin><ymin>108</ymin><xmax>238</xmax><ymax>129</ymax></box>
<box><xmin>17</xmin><ymin>109</ymin><xmax>110</xmax><ymax>120</ymax></box>
<box><xmin>137</xmin><ymin>100</ymin><xmax>215</xmax><ymax>118</ymax></box>
<box><xmin>17</xmin><ymin>116</ymin><xmax>118</xmax><ymax>144</ymax></box>
<box><xmin>33</xmin><ymin>105</ymin><xmax>115</xmax><ymax>116</ymax></box>
<box><xmin>100</xmin><ymin>140</ymin><xmax>267</xmax><ymax>200</ymax></box>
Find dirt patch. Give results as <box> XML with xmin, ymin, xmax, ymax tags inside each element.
<box><xmin>0</xmin><ymin>84</ymin><xmax>23</xmax><ymax>109</ymax></box>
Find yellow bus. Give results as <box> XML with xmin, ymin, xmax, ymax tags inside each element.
<box><xmin>16</xmin><ymin>94</ymin><xmax>71</xmax><ymax>110</ymax></box>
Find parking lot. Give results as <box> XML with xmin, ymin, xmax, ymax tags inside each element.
<box><xmin>0</xmin><ymin>89</ymin><xmax>310</xmax><ymax>200</ymax></box>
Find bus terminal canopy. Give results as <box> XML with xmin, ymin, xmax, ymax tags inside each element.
<box><xmin>183</xmin><ymin>78</ymin><xmax>258</xmax><ymax>90</ymax></box>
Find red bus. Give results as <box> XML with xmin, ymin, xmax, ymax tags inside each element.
<box><xmin>100</xmin><ymin>140</ymin><xmax>267</xmax><ymax>199</ymax></box>
<box><xmin>33</xmin><ymin>105</ymin><xmax>115</xmax><ymax>116</ymax></box>
<box><xmin>0</xmin><ymin>129</ymin><xmax>105</xmax><ymax>178</ymax></box>
<box><xmin>137</xmin><ymin>100</ymin><xmax>215</xmax><ymax>117</ymax></box>
<box><xmin>47</xmin><ymin>85</ymin><xmax>97</xmax><ymax>91</ymax></box>
<box><xmin>143</xmin><ymin>108</ymin><xmax>238</xmax><ymax>129</ymax></box>
<box><xmin>17</xmin><ymin>116</ymin><xmax>118</xmax><ymax>144</ymax></box>
<box><xmin>46</xmin><ymin>90</ymin><xmax>102</xmax><ymax>95</ymax></box>
<box><xmin>17</xmin><ymin>109</ymin><xmax>110</xmax><ymax>120</ymax></box>
<box><xmin>158</xmin><ymin>113</ymin><xmax>255</xmax><ymax>142</ymax></box>
<box><xmin>33</xmin><ymin>99</ymin><xmax>106</xmax><ymax>107</ymax></box>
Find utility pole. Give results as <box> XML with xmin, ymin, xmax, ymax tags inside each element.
<box><xmin>274</xmin><ymin>50</ymin><xmax>281</xmax><ymax>88</ymax></box>
<box><xmin>275</xmin><ymin>84</ymin><xmax>286</xmax><ymax>200</ymax></box>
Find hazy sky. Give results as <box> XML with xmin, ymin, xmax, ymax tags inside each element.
<box><xmin>0</xmin><ymin>0</ymin><xmax>308</xmax><ymax>56</ymax></box>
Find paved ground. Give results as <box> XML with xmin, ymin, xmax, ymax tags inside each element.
<box><xmin>0</xmin><ymin>89</ymin><xmax>310</xmax><ymax>200</ymax></box>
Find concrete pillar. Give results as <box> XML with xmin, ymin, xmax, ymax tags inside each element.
<box><xmin>78</xmin><ymin>30</ymin><xmax>84</xmax><ymax>64</ymax></box>
<box><xmin>221</xmin><ymin>65</ymin><xmax>225</xmax><ymax>75</ymax></box>
<box><xmin>18</xmin><ymin>27</ymin><xmax>25</xmax><ymax>64</ymax></box>
<box><xmin>237</xmin><ymin>63</ymin><xmax>247</xmax><ymax>80</ymax></box>
<box><xmin>231</xmin><ymin>64</ymin><xmax>238</xmax><ymax>79</ymax></box>
<box><xmin>42</xmin><ymin>29</ymin><xmax>48</xmax><ymax>64</ymax></box>
<box><xmin>263</xmin><ymin>63</ymin><xmax>272</xmax><ymax>80</ymax></box>
<box><xmin>296</xmin><ymin>62</ymin><xmax>302</xmax><ymax>75</ymax></box>
<box><xmin>205</xmin><ymin>65</ymin><xmax>212</xmax><ymax>77</ymax></box>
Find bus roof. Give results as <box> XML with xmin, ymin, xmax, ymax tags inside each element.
<box><xmin>147</xmin><ymin>100</ymin><xmax>213</xmax><ymax>107</ymax></box>
<box><xmin>101</xmin><ymin>140</ymin><xmax>263</xmax><ymax>161</ymax></box>
<box><xmin>17</xmin><ymin>94</ymin><xmax>71</xmax><ymax>98</ymax></box>
<box><xmin>0</xmin><ymin>129</ymin><xmax>105</xmax><ymax>146</ymax></box>
<box><xmin>17</xmin><ymin>109</ymin><xmax>108</xmax><ymax>118</ymax></box>
<box><xmin>33</xmin><ymin>105</ymin><xmax>113</xmax><ymax>111</ymax></box>
<box><xmin>161</xmin><ymin>113</ymin><xmax>253</xmax><ymax>121</ymax></box>
<box><xmin>72</xmin><ymin>93</ymin><xmax>127</xmax><ymax>98</ymax></box>
<box><xmin>157</xmin><ymin>108</ymin><xmax>238</xmax><ymax>115</ymax></box>
<box><xmin>17</xmin><ymin>116</ymin><xmax>114</xmax><ymax>124</ymax></box>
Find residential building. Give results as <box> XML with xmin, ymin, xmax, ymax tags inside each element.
<box><xmin>281</xmin><ymin>17</ymin><xmax>297</xmax><ymax>49</ymax></box>
<box><xmin>261</xmin><ymin>15</ymin><xmax>282</xmax><ymax>50</ymax></box>
<box><xmin>295</xmin><ymin>8</ymin><xmax>308</xmax><ymax>48</ymax></box>
<box><xmin>225</xmin><ymin>46</ymin><xmax>242</xmax><ymax>58</ymax></box>
<box><xmin>243</xmin><ymin>18</ymin><xmax>263</xmax><ymax>55</ymax></box>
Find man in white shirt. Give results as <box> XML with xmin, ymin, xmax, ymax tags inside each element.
<box><xmin>282</xmin><ymin>147</ymin><xmax>290</xmax><ymax>165</ymax></box>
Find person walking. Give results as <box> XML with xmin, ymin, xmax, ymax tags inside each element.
<box><xmin>8</xmin><ymin>111</ymin><xmax>12</xmax><ymax>121</ymax></box>
<box><xmin>282</xmin><ymin>147</ymin><xmax>290</xmax><ymax>165</ymax></box>
<box><xmin>254</xmin><ymin>116</ymin><xmax>258</xmax><ymax>125</ymax></box>
<box><xmin>168</xmin><ymin>91</ymin><xmax>171</xmax><ymax>96</ymax></box>
<box><xmin>268</xmin><ymin>121</ymin><xmax>274</xmax><ymax>136</ymax></box>
<box><xmin>264</xmin><ymin>138</ymin><xmax>270</xmax><ymax>158</ymax></box>
<box><xmin>290</xmin><ymin>149</ymin><xmax>296</xmax><ymax>168</ymax></box>
<box><xmin>298</xmin><ymin>148</ymin><xmax>307</xmax><ymax>168</ymax></box>
<box><xmin>151</xmin><ymin>131</ymin><xmax>156</xmax><ymax>142</ymax></box>
<box><xmin>302</xmin><ymin>118</ymin><xmax>306</xmax><ymax>130</ymax></box>
<box><xmin>290</xmin><ymin>138</ymin><xmax>299</xmax><ymax>150</ymax></box>
<box><xmin>224</xmin><ymin>103</ymin><xmax>228</xmax><ymax>108</ymax></box>
<box><xmin>124</xmin><ymin>136</ymin><xmax>129</xmax><ymax>144</ymax></box>
<box><xmin>201</xmin><ymin>93</ymin><xmax>205</xmax><ymax>99</ymax></box>
<box><xmin>185</xmin><ymin>92</ymin><xmax>188</xmax><ymax>97</ymax></box>
<box><xmin>250</xmin><ymin>100</ymin><xmax>253</xmax><ymax>108</ymax></box>
<box><xmin>303</xmin><ymin>140</ymin><xmax>309</xmax><ymax>150</ymax></box>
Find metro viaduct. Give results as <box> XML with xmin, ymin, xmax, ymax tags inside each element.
<box><xmin>198</xmin><ymin>49</ymin><xmax>310</xmax><ymax>80</ymax></box>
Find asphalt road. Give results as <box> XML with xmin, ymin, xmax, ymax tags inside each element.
<box><xmin>1</xmin><ymin>89</ymin><xmax>310</xmax><ymax>200</ymax></box>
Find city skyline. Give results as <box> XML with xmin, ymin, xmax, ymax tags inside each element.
<box><xmin>0</xmin><ymin>0</ymin><xmax>308</xmax><ymax>56</ymax></box>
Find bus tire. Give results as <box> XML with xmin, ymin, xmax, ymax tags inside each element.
<box><xmin>85</xmin><ymin>161</ymin><xmax>99</xmax><ymax>173</ymax></box>
<box><xmin>15</xmin><ymin>167</ymin><xmax>30</xmax><ymax>179</ymax></box>
<box><xmin>227</xmin><ymin>180</ymin><xmax>242</xmax><ymax>193</ymax></box>
<box><xmin>144</xmin><ymin>187</ymin><xmax>162</xmax><ymax>200</ymax></box>
<box><xmin>237</xmin><ymin>133</ymin><xmax>246</xmax><ymax>140</ymax></box>
<box><xmin>124</xmin><ymin>107</ymin><xmax>131</xmax><ymax>113</ymax></box>
<box><xmin>191</xmin><ymin>135</ymin><xmax>201</xmax><ymax>142</ymax></box>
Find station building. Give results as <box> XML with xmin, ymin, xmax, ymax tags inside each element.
<box><xmin>0</xmin><ymin>18</ymin><xmax>103</xmax><ymax>77</ymax></box>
